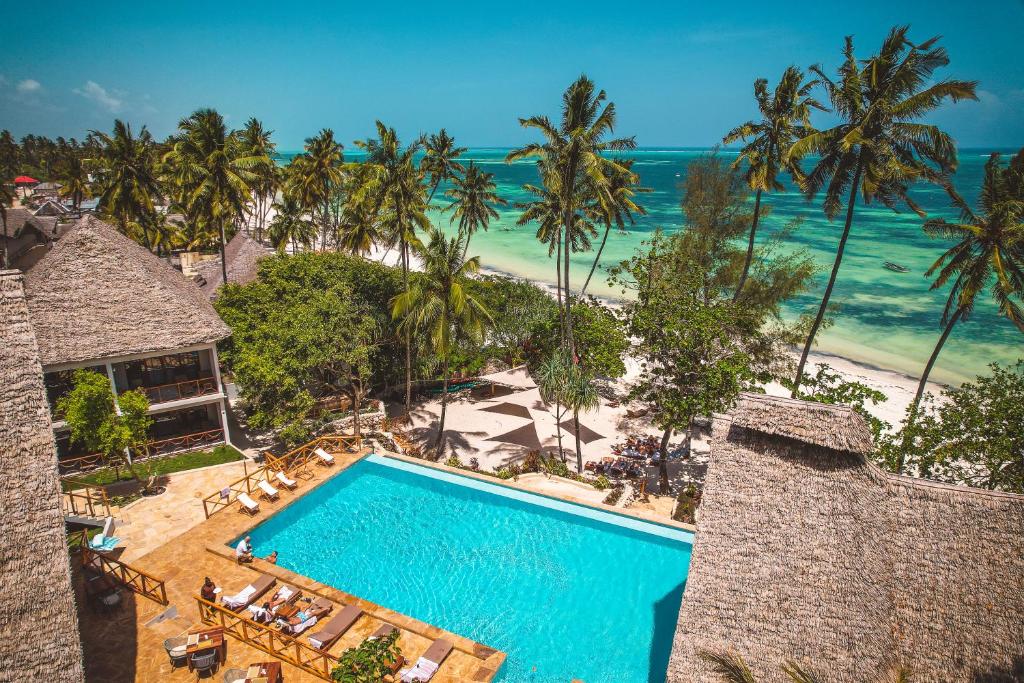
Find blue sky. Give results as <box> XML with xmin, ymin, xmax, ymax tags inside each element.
<box><xmin>2</xmin><ymin>1</ymin><xmax>1021</xmax><ymax>149</ymax></box>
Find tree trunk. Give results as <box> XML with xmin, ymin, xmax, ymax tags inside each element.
<box><xmin>581</xmin><ymin>220</ymin><xmax>611</xmax><ymax>297</ymax></box>
<box><xmin>897</xmin><ymin>308</ymin><xmax>962</xmax><ymax>473</ymax></box>
<box><xmin>733</xmin><ymin>189</ymin><xmax>762</xmax><ymax>301</ymax></box>
<box><xmin>555</xmin><ymin>225</ymin><xmax>565</xmax><ymax>343</ymax></box>
<box><xmin>435</xmin><ymin>353</ymin><xmax>449</xmax><ymax>456</ymax></box>
<box><xmin>555</xmin><ymin>404</ymin><xmax>565</xmax><ymax>463</ymax></box>
<box><xmin>658</xmin><ymin>427</ymin><xmax>672</xmax><ymax>494</ymax></box>
<box><xmin>402</xmin><ymin>240</ymin><xmax>412</xmax><ymax>418</ymax></box>
<box><xmin>350</xmin><ymin>380</ymin><xmax>363</xmax><ymax>440</ymax></box>
<box><xmin>220</xmin><ymin>220</ymin><xmax>229</xmax><ymax>285</ymax></box>
<box><xmin>573</xmin><ymin>409</ymin><xmax>583</xmax><ymax>474</ymax></box>
<box><xmin>792</xmin><ymin>160</ymin><xmax>864</xmax><ymax>397</ymax></box>
<box><xmin>563</xmin><ymin>217</ymin><xmax>575</xmax><ymax>357</ymax></box>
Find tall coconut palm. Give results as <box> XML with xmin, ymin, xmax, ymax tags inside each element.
<box><xmin>163</xmin><ymin>108</ymin><xmax>270</xmax><ymax>284</ymax></box>
<box><xmin>444</xmin><ymin>161</ymin><xmax>507</xmax><ymax>259</ymax></box>
<box><xmin>900</xmin><ymin>150</ymin><xmax>1024</xmax><ymax>469</ymax></box>
<box><xmin>723</xmin><ymin>66</ymin><xmax>823</xmax><ymax>299</ymax></box>
<box><xmin>507</xmin><ymin>75</ymin><xmax>636</xmax><ymax>352</ymax></box>
<box><xmin>516</xmin><ymin>177</ymin><xmax>567</xmax><ymax>335</ymax></box>
<box><xmin>92</xmin><ymin>120</ymin><xmax>161</xmax><ymax>246</ymax></box>
<box><xmin>287</xmin><ymin>129</ymin><xmax>343</xmax><ymax>250</ymax></box>
<box><xmin>56</xmin><ymin>147</ymin><xmax>92</xmax><ymax>211</ymax></box>
<box><xmin>356</xmin><ymin>122</ymin><xmax>427</xmax><ymax>416</ymax></box>
<box><xmin>0</xmin><ymin>182</ymin><xmax>12</xmax><ymax>268</ymax></box>
<box><xmin>391</xmin><ymin>231</ymin><xmax>490</xmax><ymax>455</ymax></box>
<box><xmin>788</xmin><ymin>26</ymin><xmax>977</xmax><ymax>397</ymax></box>
<box><xmin>581</xmin><ymin>159</ymin><xmax>648</xmax><ymax>296</ymax></box>
<box><xmin>421</xmin><ymin>129</ymin><xmax>466</xmax><ymax>203</ymax></box>
<box><xmin>268</xmin><ymin>194</ymin><xmax>317</xmax><ymax>253</ymax></box>
<box><xmin>337</xmin><ymin>164</ymin><xmax>384</xmax><ymax>256</ymax></box>
<box><xmin>238</xmin><ymin>117</ymin><xmax>277</xmax><ymax>241</ymax></box>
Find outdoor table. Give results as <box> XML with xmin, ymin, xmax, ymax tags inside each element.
<box><xmin>245</xmin><ymin>661</ymin><xmax>282</xmax><ymax>683</ymax></box>
<box><xmin>186</xmin><ymin>627</ymin><xmax>225</xmax><ymax>670</ymax></box>
<box><xmin>276</xmin><ymin>603</ymin><xmax>299</xmax><ymax>619</ymax></box>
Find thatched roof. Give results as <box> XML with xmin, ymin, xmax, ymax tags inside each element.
<box><xmin>0</xmin><ymin>270</ymin><xmax>85</xmax><ymax>682</ymax></box>
<box><xmin>24</xmin><ymin>216</ymin><xmax>231</xmax><ymax>367</ymax></box>
<box><xmin>5</xmin><ymin>207</ymin><xmax>58</xmax><ymax>238</ymax></box>
<box><xmin>668</xmin><ymin>392</ymin><xmax>1024</xmax><ymax>683</ymax></box>
<box><xmin>194</xmin><ymin>231</ymin><xmax>271</xmax><ymax>299</ymax></box>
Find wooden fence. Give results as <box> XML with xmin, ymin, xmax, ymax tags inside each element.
<box><xmin>57</xmin><ymin>427</ymin><xmax>225</xmax><ymax>475</ymax></box>
<box><xmin>83</xmin><ymin>547</ymin><xmax>168</xmax><ymax>605</ymax></box>
<box><xmin>62</xmin><ymin>479</ymin><xmax>112</xmax><ymax>519</ymax></box>
<box><xmin>200</xmin><ymin>461</ymin><xmax>265</xmax><ymax>519</ymax></box>
<box><xmin>142</xmin><ymin>376</ymin><xmax>218</xmax><ymax>404</ymax></box>
<box><xmin>195</xmin><ymin>597</ymin><xmax>338</xmax><ymax>680</ymax></box>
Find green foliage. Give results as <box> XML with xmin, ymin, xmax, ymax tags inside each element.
<box><xmin>444</xmin><ymin>454</ymin><xmax>463</xmax><ymax>468</ymax></box>
<box><xmin>496</xmin><ymin>467</ymin><xmax>515</xmax><ymax>480</ymax></box>
<box><xmin>673</xmin><ymin>484</ymin><xmax>702</xmax><ymax>524</ymax></box>
<box><xmin>783</xmin><ymin>363</ymin><xmax>890</xmax><ymax>440</ymax></box>
<box><xmin>532</xmin><ymin>298</ymin><xmax>629</xmax><ymax>379</ymax></box>
<box><xmin>878</xmin><ymin>362</ymin><xmax>1024</xmax><ymax>493</ymax></box>
<box><xmin>465</xmin><ymin>275</ymin><xmax>558</xmax><ymax>366</ymax></box>
<box><xmin>330</xmin><ymin>630</ymin><xmax>401</xmax><ymax>683</ymax></box>
<box><xmin>61</xmin><ymin>445</ymin><xmax>243</xmax><ymax>490</ymax></box>
<box><xmin>593</xmin><ymin>474</ymin><xmax>611</xmax><ymax>491</ymax></box>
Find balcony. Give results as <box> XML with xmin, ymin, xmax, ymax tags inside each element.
<box><xmin>141</xmin><ymin>376</ymin><xmax>219</xmax><ymax>405</ymax></box>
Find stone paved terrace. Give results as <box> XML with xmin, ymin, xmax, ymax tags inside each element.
<box><xmin>74</xmin><ymin>447</ymin><xmax>505</xmax><ymax>682</ymax></box>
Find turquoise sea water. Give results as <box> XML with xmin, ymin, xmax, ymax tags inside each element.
<box><xmin>278</xmin><ymin>147</ymin><xmax>1022</xmax><ymax>384</ymax></box>
<box><xmin>242</xmin><ymin>455</ymin><xmax>693</xmax><ymax>682</ymax></box>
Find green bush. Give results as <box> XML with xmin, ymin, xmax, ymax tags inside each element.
<box><xmin>673</xmin><ymin>484</ymin><xmax>702</xmax><ymax>523</ymax></box>
<box><xmin>444</xmin><ymin>454</ymin><xmax>463</xmax><ymax>469</ymax></box>
<box><xmin>593</xmin><ymin>475</ymin><xmax>611</xmax><ymax>491</ymax></box>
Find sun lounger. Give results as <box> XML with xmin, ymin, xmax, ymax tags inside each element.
<box><xmin>287</xmin><ymin>614</ymin><xmax>319</xmax><ymax>634</ymax></box>
<box><xmin>238</xmin><ymin>492</ymin><xmax>260</xmax><ymax>515</ymax></box>
<box><xmin>269</xmin><ymin>584</ymin><xmax>302</xmax><ymax>611</ymax></box>
<box><xmin>400</xmin><ymin>638</ymin><xmax>454</xmax><ymax>682</ymax></box>
<box><xmin>221</xmin><ymin>573</ymin><xmax>276</xmax><ymax>611</ymax></box>
<box><xmin>313</xmin><ymin>446</ymin><xmax>335</xmax><ymax>465</ymax></box>
<box><xmin>275</xmin><ymin>470</ymin><xmax>297</xmax><ymax>489</ymax></box>
<box><xmin>307</xmin><ymin>604</ymin><xmax>362</xmax><ymax>650</ymax></box>
<box><xmin>257</xmin><ymin>479</ymin><xmax>280</xmax><ymax>501</ymax></box>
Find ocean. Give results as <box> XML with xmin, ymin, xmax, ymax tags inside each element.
<box><xmin>277</xmin><ymin>147</ymin><xmax>1022</xmax><ymax>385</ymax></box>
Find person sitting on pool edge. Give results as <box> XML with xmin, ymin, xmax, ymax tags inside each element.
<box><xmin>264</xmin><ymin>550</ymin><xmax>278</xmax><ymax>564</ymax></box>
<box><xmin>200</xmin><ymin>577</ymin><xmax>217</xmax><ymax>602</ymax></box>
<box><xmin>235</xmin><ymin>536</ymin><xmax>253</xmax><ymax>563</ymax></box>
<box><xmin>283</xmin><ymin>601</ymin><xmax>332</xmax><ymax>630</ymax></box>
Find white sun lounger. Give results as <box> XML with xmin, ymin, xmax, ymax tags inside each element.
<box><xmin>238</xmin><ymin>492</ymin><xmax>260</xmax><ymax>515</ymax></box>
<box><xmin>275</xmin><ymin>470</ymin><xmax>297</xmax><ymax>489</ymax></box>
<box><xmin>400</xmin><ymin>639</ymin><xmax>454</xmax><ymax>682</ymax></box>
<box><xmin>286</xmin><ymin>614</ymin><xmax>318</xmax><ymax>635</ymax></box>
<box><xmin>314</xmin><ymin>447</ymin><xmax>335</xmax><ymax>465</ymax></box>
<box><xmin>257</xmin><ymin>479</ymin><xmax>280</xmax><ymax>501</ymax></box>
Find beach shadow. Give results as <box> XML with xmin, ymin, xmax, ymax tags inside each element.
<box><xmin>648</xmin><ymin>580</ymin><xmax>688</xmax><ymax>682</ymax></box>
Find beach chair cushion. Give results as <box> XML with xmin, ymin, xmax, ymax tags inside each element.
<box><xmin>314</xmin><ymin>447</ymin><xmax>335</xmax><ymax>463</ymax></box>
<box><xmin>400</xmin><ymin>639</ymin><xmax>453</xmax><ymax>682</ymax></box>
<box><xmin>275</xmin><ymin>471</ymin><xmax>297</xmax><ymax>487</ymax></box>
<box><xmin>238</xmin><ymin>492</ymin><xmax>260</xmax><ymax>511</ymax></box>
<box><xmin>308</xmin><ymin>604</ymin><xmax>362</xmax><ymax>649</ymax></box>
<box><xmin>222</xmin><ymin>573</ymin><xmax>275</xmax><ymax>610</ymax></box>
<box><xmin>89</xmin><ymin>534</ymin><xmax>120</xmax><ymax>551</ymax></box>
<box><xmin>258</xmin><ymin>480</ymin><xmax>279</xmax><ymax>497</ymax></box>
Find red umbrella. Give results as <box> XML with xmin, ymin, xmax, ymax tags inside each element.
<box><xmin>13</xmin><ymin>175</ymin><xmax>39</xmax><ymax>185</ymax></box>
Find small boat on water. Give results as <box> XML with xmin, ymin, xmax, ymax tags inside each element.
<box><xmin>884</xmin><ymin>261</ymin><xmax>910</xmax><ymax>273</ymax></box>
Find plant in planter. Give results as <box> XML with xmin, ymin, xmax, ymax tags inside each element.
<box><xmin>330</xmin><ymin>630</ymin><xmax>402</xmax><ymax>683</ymax></box>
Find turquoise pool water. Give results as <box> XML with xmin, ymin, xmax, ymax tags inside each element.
<box><xmin>240</xmin><ymin>455</ymin><xmax>693</xmax><ymax>682</ymax></box>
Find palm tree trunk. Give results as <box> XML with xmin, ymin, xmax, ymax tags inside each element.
<box><xmin>402</xmin><ymin>240</ymin><xmax>413</xmax><ymax>418</ymax></box>
<box><xmin>220</xmin><ymin>221</ymin><xmax>229</xmax><ymax>285</ymax></box>
<box><xmin>563</xmin><ymin>217</ymin><xmax>575</xmax><ymax>356</ymax></box>
<box><xmin>435</xmin><ymin>353</ymin><xmax>449</xmax><ymax>455</ymax></box>
<box><xmin>792</xmin><ymin>160</ymin><xmax>864</xmax><ymax>397</ymax></box>
<box><xmin>573</xmin><ymin>409</ymin><xmax>583</xmax><ymax>474</ymax></box>
<box><xmin>556</xmin><ymin>227</ymin><xmax>565</xmax><ymax>342</ymax></box>
<box><xmin>581</xmin><ymin>220</ymin><xmax>611</xmax><ymax>297</ymax></box>
<box><xmin>658</xmin><ymin>427</ymin><xmax>671</xmax><ymax>494</ymax></box>
<box><xmin>897</xmin><ymin>308</ymin><xmax>962</xmax><ymax>473</ymax></box>
<box><xmin>733</xmin><ymin>189</ymin><xmax>762</xmax><ymax>301</ymax></box>
<box><xmin>555</xmin><ymin>404</ymin><xmax>565</xmax><ymax>463</ymax></box>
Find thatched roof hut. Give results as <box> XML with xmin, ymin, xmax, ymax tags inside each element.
<box><xmin>194</xmin><ymin>231</ymin><xmax>271</xmax><ymax>299</ymax></box>
<box><xmin>0</xmin><ymin>270</ymin><xmax>85</xmax><ymax>682</ymax></box>
<box><xmin>668</xmin><ymin>392</ymin><xmax>1024</xmax><ymax>682</ymax></box>
<box><xmin>24</xmin><ymin>216</ymin><xmax>231</xmax><ymax>366</ymax></box>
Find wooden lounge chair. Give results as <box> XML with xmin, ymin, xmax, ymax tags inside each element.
<box><xmin>399</xmin><ymin>638</ymin><xmax>454</xmax><ymax>682</ymax></box>
<box><xmin>307</xmin><ymin>604</ymin><xmax>362</xmax><ymax>650</ymax></box>
<box><xmin>238</xmin><ymin>492</ymin><xmax>260</xmax><ymax>515</ymax></box>
<box><xmin>313</xmin><ymin>446</ymin><xmax>335</xmax><ymax>466</ymax></box>
<box><xmin>221</xmin><ymin>573</ymin><xmax>276</xmax><ymax>611</ymax></box>
<box><xmin>257</xmin><ymin>479</ymin><xmax>280</xmax><ymax>502</ymax></box>
<box><xmin>275</xmin><ymin>470</ymin><xmax>298</xmax><ymax>489</ymax></box>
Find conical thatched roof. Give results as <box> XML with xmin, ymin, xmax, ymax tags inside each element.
<box><xmin>24</xmin><ymin>216</ymin><xmax>231</xmax><ymax>366</ymax></box>
<box><xmin>668</xmin><ymin>392</ymin><xmax>1024</xmax><ymax>683</ymax></box>
<box><xmin>0</xmin><ymin>270</ymin><xmax>85</xmax><ymax>682</ymax></box>
<box><xmin>194</xmin><ymin>231</ymin><xmax>271</xmax><ymax>299</ymax></box>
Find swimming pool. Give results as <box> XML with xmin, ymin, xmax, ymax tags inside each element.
<box><xmin>240</xmin><ymin>454</ymin><xmax>693</xmax><ymax>682</ymax></box>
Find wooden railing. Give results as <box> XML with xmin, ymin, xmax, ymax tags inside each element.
<box><xmin>58</xmin><ymin>452</ymin><xmax>109</xmax><ymax>476</ymax></box>
<box><xmin>263</xmin><ymin>435</ymin><xmax>361</xmax><ymax>475</ymax></box>
<box><xmin>83</xmin><ymin>547</ymin><xmax>168</xmax><ymax>605</ymax></box>
<box><xmin>62</xmin><ymin>479</ymin><xmax>112</xmax><ymax>519</ymax></box>
<box><xmin>201</xmin><ymin>461</ymin><xmax>266</xmax><ymax>519</ymax></box>
<box><xmin>148</xmin><ymin>428</ymin><xmax>223</xmax><ymax>456</ymax></box>
<box><xmin>141</xmin><ymin>376</ymin><xmax>219</xmax><ymax>404</ymax></box>
<box><xmin>196</xmin><ymin>597</ymin><xmax>338</xmax><ymax>680</ymax></box>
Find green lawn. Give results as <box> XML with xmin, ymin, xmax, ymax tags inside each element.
<box><xmin>62</xmin><ymin>444</ymin><xmax>245</xmax><ymax>490</ymax></box>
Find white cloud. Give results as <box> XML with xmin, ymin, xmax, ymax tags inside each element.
<box><xmin>73</xmin><ymin>80</ymin><xmax>122</xmax><ymax>113</ymax></box>
<box><xmin>16</xmin><ymin>78</ymin><xmax>41</xmax><ymax>93</ymax></box>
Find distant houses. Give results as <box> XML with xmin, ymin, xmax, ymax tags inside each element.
<box><xmin>23</xmin><ymin>216</ymin><xmax>234</xmax><ymax>467</ymax></box>
<box><xmin>193</xmin><ymin>231</ymin><xmax>272</xmax><ymax>299</ymax></box>
<box><xmin>0</xmin><ymin>208</ymin><xmax>60</xmax><ymax>270</ymax></box>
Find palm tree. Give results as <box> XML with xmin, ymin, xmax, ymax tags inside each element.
<box><xmin>356</xmin><ymin>122</ymin><xmax>427</xmax><ymax>416</ymax></box>
<box><xmin>516</xmin><ymin>177</ymin><xmax>567</xmax><ymax>334</ymax></box>
<box><xmin>391</xmin><ymin>231</ymin><xmax>490</xmax><ymax>456</ymax></box>
<box><xmin>421</xmin><ymin>129</ymin><xmax>466</xmax><ymax>203</ymax></box>
<box><xmin>238</xmin><ymin>117</ymin><xmax>277</xmax><ymax>241</ymax></box>
<box><xmin>723</xmin><ymin>66</ymin><xmax>823</xmax><ymax>299</ymax></box>
<box><xmin>564</xmin><ymin>362</ymin><xmax>600</xmax><ymax>474</ymax></box>
<box><xmin>92</xmin><ymin>120</ymin><xmax>161</xmax><ymax>246</ymax></box>
<box><xmin>581</xmin><ymin>159</ymin><xmax>648</xmax><ymax>295</ymax></box>
<box><xmin>788</xmin><ymin>26</ymin><xmax>977</xmax><ymax>397</ymax></box>
<box><xmin>268</xmin><ymin>194</ymin><xmax>317</xmax><ymax>253</ymax></box>
<box><xmin>287</xmin><ymin>129</ymin><xmax>343</xmax><ymax>250</ymax></box>
<box><xmin>444</xmin><ymin>161</ymin><xmax>507</xmax><ymax>259</ymax></box>
<box><xmin>899</xmin><ymin>150</ymin><xmax>1024</xmax><ymax>468</ymax></box>
<box><xmin>507</xmin><ymin>75</ymin><xmax>636</xmax><ymax>352</ymax></box>
<box><xmin>56</xmin><ymin>147</ymin><xmax>92</xmax><ymax>211</ymax></box>
<box><xmin>337</xmin><ymin>164</ymin><xmax>384</xmax><ymax>256</ymax></box>
<box><xmin>163</xmin><ymin>109</ymin><xmax>270</xmax><ymax>284</ymax></box>
<box><xmin>0</xmin><ymin>181</ymin><xmax>12</xmax><ymax>268</ymax></box>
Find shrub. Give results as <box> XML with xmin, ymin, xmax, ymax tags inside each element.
<box><xmin>468</xmin><ymin>457</ymin><xmax>480</xmax><ymax>471</ymax></box>
<box><xmin>521</xmin><ymin>451</ymin><xmax>542</xmax><ymax>473</ymax></box>
<box><xmin>444</xmin><ymin>454</ymin><xmax>463</xmax><ymax>469</ymax></box>
<box><xmin>495</xmin><ymin>467</ymin><xmax>514</xmax><ymax>480</ymax></box>
<box><xmin>593</xmin><ymin>475</ymin><xmax>611</xmax><ymax>491</ymax></box>
<box><xmin>331</xmin><ymin>630</ymin><xmax>401</xmax><ymax>682</ymax></box>
<box><xmin>673</xmin><ymin>484</ymin><xmax>702</xmax><ymax>523</ymax></box>
<box><xmin>603</xmin><ymin>484</ymin><xmax>625</xmax><ymax>505</ymax></box>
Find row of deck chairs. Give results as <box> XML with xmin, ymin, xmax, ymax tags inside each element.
<box><xmin>217</xmin><ymin>571</ymin><xmax>453</xmax><ymax>681</ymax></box>
<box><xmin>237</xmin><ymin>447</ymin><xmax>336</xmax><ymax>515</ymax></box>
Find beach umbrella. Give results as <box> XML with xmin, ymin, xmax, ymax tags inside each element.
<box><xmin>477</xmin><ymin>402</ymin><xmax>532</xmax><ymax>420</ymax></box>
<box><xmin>557</xmin><ymin>419</ymin><xmax>605</xmax><ymax>445</ymax></box>
<box><xmin>13</xmin><ymin>176</ymin><xmax>39</xmax><ymax>185</ymax></box>
<box><xmin>486</xmin><ymin>422</ymin><xmax>543</xmax><ymax>451</ymax></box>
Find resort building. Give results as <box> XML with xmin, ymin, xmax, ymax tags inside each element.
<box><xmin>23</xmin><ymin>216</ymin><xmax>234</xmax><ymax>468</ymax></box>
<box><xmin>0</xmin><ymin>269</ymin><xmax>85</xmax><ymax>682</ymax></box>
<box><xmin>1</xmin><ymin>207</ymin><xmax>60</xmax><ymax>270</ymax></box>
<box><xmin>668</xmin><ymin>393</ymin><xmax>1024</xmax><ymax>682</ymax></box>
<box><xmin>194</xmin><ymin>230</ymin><xmax>271</xmax><ymax>299</ymax></box>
